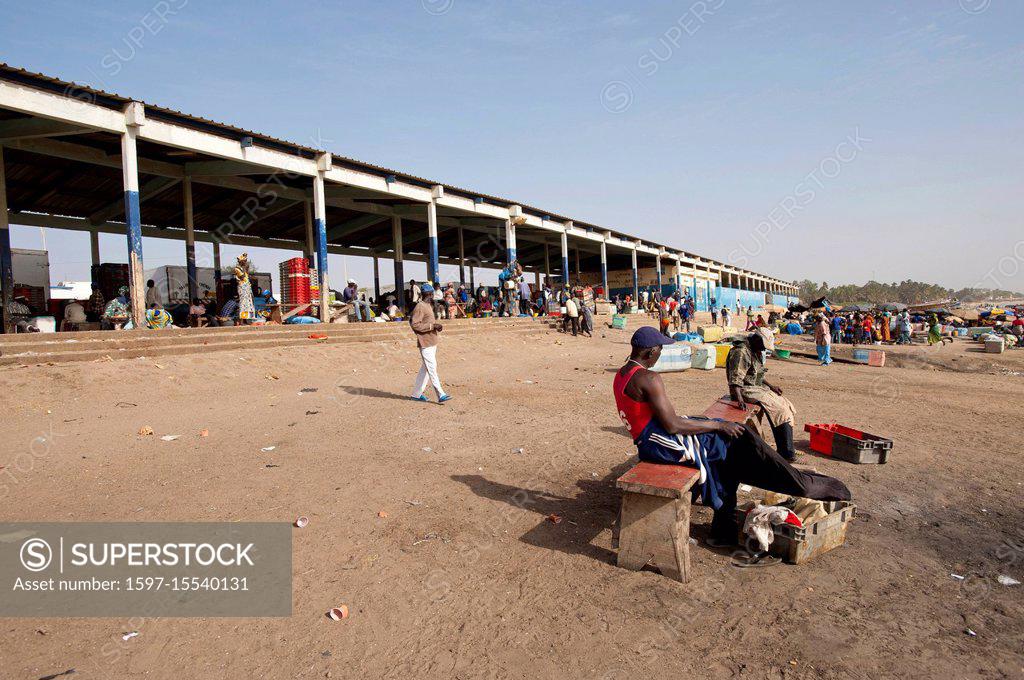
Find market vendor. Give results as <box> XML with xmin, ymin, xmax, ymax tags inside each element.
<box><xmin>614</xmin><ymin>327</ymin><xmax>850</xmax><ymax>545</ymax></box>
<box><xmin>145</xmin><ymin>303</ymin><xmax>173</xmax><ymax>329</ymax></box>
<box><xmin>725</xmin><ymin>327</ymin><xmax>798</xmax><ymax>460</ymax></box>
<box><xmin>102</xmin><ymin>286</ymin><xmax>131</xmax><ymax>329</ymax></box>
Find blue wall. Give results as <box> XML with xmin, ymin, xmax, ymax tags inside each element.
<box><xmin>607</xmin><ymin>283</ymin><xmax>796</xmax><ymax>311</ymax></box>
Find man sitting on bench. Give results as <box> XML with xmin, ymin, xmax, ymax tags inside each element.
<box><xmin>614</xmin><ymin>327</ymin><xmax>851</xmax><ymax>546</ymax></box>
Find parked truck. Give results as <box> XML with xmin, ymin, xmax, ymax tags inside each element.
<box><xmin>143</xmin><ymin>265</ymin><xmax>272</xmax><ymax>306</ymax></box>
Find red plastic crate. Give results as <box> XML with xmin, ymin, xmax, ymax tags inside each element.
<box><xmin>804</xmin><ymin>423</ymin><xmax>892</xmax><ymax>464</ymax></box>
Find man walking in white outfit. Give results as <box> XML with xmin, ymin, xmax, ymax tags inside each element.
<box><xmin>410</xmin><ymin>283</ymin><xmax>452</xmax><ymax>404</ymax></box>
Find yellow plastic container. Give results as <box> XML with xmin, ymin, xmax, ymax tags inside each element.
<box><xmin>713</xmin><ymin>343</ymin><xmax>732</xmax><ymax>367</ymax></box>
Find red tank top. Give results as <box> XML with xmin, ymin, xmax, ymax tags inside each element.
<box><xmin>613</xmin><ymin>364</ymin><xmax>654</xmax><ymax>440</ymax></box>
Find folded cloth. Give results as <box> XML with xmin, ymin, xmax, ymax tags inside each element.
<box><xmin>763</xmin><ymin>492</ymin><xmax>829</xmax><ymax>524</ymax></box>
<box><xmin>742</xmin><ymin>504</ymin><xmax>802</xmax><ymax>552</ymax></box>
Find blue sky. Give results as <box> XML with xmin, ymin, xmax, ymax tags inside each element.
<box><xmin>3</xmin><ymin>0</ymin><xmax>1023</xmax><ymax>292</ymax></box>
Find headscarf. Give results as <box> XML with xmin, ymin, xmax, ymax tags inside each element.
<box><xmin>753</xmin><ymin>327</ymin><xmax>775</xmax><ymax>352</ymax></box>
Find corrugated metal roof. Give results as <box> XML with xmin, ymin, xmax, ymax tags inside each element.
<box><xmin>0</xmin><ymin>62</ymin><xmax>788</xmax><ymax>282</ymax></box>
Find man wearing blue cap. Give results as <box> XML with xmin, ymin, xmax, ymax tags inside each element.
<box><xmin>614</xmin><ymin>327</ymin><xmax>850</xmax><ymax>545</ymax></box>
<box><xmin>410</xmin><ymin>283</ymin><xmax>452</xmax><ymax>404</ymax></box>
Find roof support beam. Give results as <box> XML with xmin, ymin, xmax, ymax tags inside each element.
<box><xmin>0</xmin><ymin>118</ymin><xmax>92</xmax><ymax>142</ymax></box>
<box><xmin>183</xmin><ymin>160</ymin><xmax>271</xmax><ymax>176</ymax></box>
<box><xmin>325</xmin><ymin>213</ymin><xmax>388</xmax><ymax>242</ymax></box>
<box><xmin>88</xmin><ymin>176</ymin><xmax>180</xmax><ymax>225</ymax></box>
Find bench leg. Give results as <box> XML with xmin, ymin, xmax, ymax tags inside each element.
<box><xmin>617</xmin><ymin>492</ymin><xmax>691</xmax><ymax>583</ymax></box>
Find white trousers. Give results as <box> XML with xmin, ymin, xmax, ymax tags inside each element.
<box><xmin>412</xmin><ymin>345</ymin><xmax>445</xmax><ymax>398</ymax></box>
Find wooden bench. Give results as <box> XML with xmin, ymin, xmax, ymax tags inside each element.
<box><xmin>614</xmin><ymin>398</ymin><xmax>766</xmax><ymax>583</ymax></box>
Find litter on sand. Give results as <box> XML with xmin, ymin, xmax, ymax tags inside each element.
<box><xmin>950</xmin><ymin>573</ymin><xmax>966</xmax><ymax>581</ymax></box>
<box><xmin>511</xmin><ymin>447</ymin><xmax>525</xmax><ymax>454</ymax></box>
<box><xmin>122</xmin><ymin>631</ymin><xmax>139</xmax><ymax>641</ymax></box>
<box><xmin>294</xmin><ymin>516</ymin><xmax>309</xmax><ymax>528</ymax></box>
<box><xmin>997</xmin><ymin>575</ymin><xmax>1021</xmax><ymax>586</ymax></box>
<box><xmin>299</xmin><ymin>387</ymin><xmax>318</xmax><ymax>393</ymax></box>
<box><xmin>327</xmin><ymin>605</ymin><xmax>349</xmax><ymax>620</ymax></box>
<box><xmin>199</xmin><ymin>429</ymin><xmax>209</xmax><ymax>437</ymax></box>
<box><xmin>421</xmin><ymin>447</ymin><xmax>432</xmax><ymax>452</ymax></box>
<box><xmin>261</xmin><ymin>446</ymin><xmax>276</xmax><ymax>452</ymax></box>
<box><xmin>138</xmin><ymin>426</ymin><xmax>154</xmax><ymax>436</ymax></box>
<box><xmin>160</xmin><ymin>435</ymin><xmax>180</xmax><ymax>441</ymax></box>
<box><xmin>547</xmin><ymin>514</ymin><xmax>563</xmax><ymax>524</ymax></box>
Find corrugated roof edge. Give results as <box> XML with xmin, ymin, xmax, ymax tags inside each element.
<box><xmin>0</xmin><ymin>62</ymin><xmax>791</xmax><ymax>282</ymax></box>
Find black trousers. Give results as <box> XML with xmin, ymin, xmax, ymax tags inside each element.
<box><xmin>710</xmin><ymin>424</ymin><xmax>851</xmax><ymax>539</ymax></box>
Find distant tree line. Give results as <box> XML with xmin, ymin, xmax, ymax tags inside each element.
<box><xmin>792</xmin><ymin>279</ymin><xmax>1024</xmax><ymax>305</ymax></box>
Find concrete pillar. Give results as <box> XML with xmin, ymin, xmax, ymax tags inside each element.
<box><xmin>426</xmin><ymin>200</ymin><xmax>439</xmax><ymax>284</ymax></box>
<box><xmin>303</xmin><ymin>200</ymin><xmax>314</xmax><ymax>268</ymax></box>
<box><xmin>544</xmin><ymin>243</ymin><xmax>551</xmax><ymax>287</ymax></box>
<box><xmin>392</xmin><ymin>216</ymin><xmax>404</xmax><ymax>313</ymax></box>
<box><xmin>574</xmin><ymin>247</ymin><xmax>580</xmax><ymax>280</ymax></box>
<box><xmin>504</xmin><ymin>218</ymin><xmax>517</xmax><ymax>267</ymax></box>
<box><xmin>600</xmin><ymin>240</ymin><xmax>608</xmax><ymax>298</ymax></box>
<box><xmin>312</xmin><ymin>167</ymin><xmax>329</xmax><ymax>321</ymax></box>
<box><xmin>631</xmin><ymin>248</ymin><xmax>639</xmax><ymax>302</ymax></box>
<box><xmin>372</xmin><ymin>254</ymin><xmax>380</xmax><ymax>303</ymax></box>
<box><xmin>213</xmin><ymin>242</ymin><xmax>222</xmax><ymax>288</ymax></box>
<box><xmin>457</xmin><ymin>227</ymin><xmax>466</xmax><ymax>284</ymax></box>
<box><xmin>655</xmin><ymin>253</ymin><xmax>662</xmax><ymax>295</ymax></box>
<box><xmin>0</xmin><ymin>146</ymin><xmax>12</xmax><ymax>334</ymax></box>
<box><xmin>89</xmin><ymin>229</ymin><xmax>101</xmax><ymax>284</ymax></box>
<box><xmin>534</xmin><ymin>270</ymin><xmax>540</xmax><ymax>289</ymax></box>
<box><xmin>560</xmin><ymin>231</ymin><xmax>569</xmax><ymax>288</ymax></box>
<box><xmin>121</xmin><ymin>106</ymin><xmax>145</xmax><ymax>327</ymax></box>
<box><xmin>183</xmin><ymin>176</ymin><xmax>198</xmax><ymax>302</ymax></box>
<box><xmin>674</xmin><ymin>259</ymin><xmax>681</xmax><ymax>294</ymax></box>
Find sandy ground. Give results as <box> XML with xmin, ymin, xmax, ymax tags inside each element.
<box><xmin>2</xmin><ymin>317</ymin><xmax>1023</xmax><ymax>679</ymax></box>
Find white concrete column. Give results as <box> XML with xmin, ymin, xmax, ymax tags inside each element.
<box><xmin>560</xmin><ymin>230</ymin><xmax>569</xmax><ymax>287</ymax></box>
<box><xmin>373</xmin><ymin>254</ymin><xmax>380</xmax><ymax>303</ymax></box>
<box><xmin>655</xmin><ymin>251</ymin><xmax>663</xmax><ymax>294</ymax></box>
<box><xmin>600</xmin><ymin>239</ymin><xmax>608</xmax><ymax>297</ymax></box>
<box><xmin>312</xmin><ymin>163</ymin><xmax>330</xmax><ymax>321</ymax></box>
<box><xmin>121</xmin><ymin>103</ymin><xmax>146</xmax><ymax>327</ymax></box>
<box><xmin>428</xmin><ymin>186</ymin><xmax>443</xmax><ymax>283</ymax></box>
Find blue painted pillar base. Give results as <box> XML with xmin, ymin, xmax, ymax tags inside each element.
<box><xmin>394</xmin><ymin>260</ymin><xmax>405</xmax><ymax>312</ymax></box>
<box><xmin>427</xmin><ymin>236</ymin><xmax>439</xmax><ymax>285</ymax></box>
<box><xmin>124</xmin><ymin>189</ymin><xmax>145</xmax><ymax>326</ymax></box>
<box><xmin>315</xmin><ymin>217</ymin><xmax>329</xmax><ymax>301</ymax></box>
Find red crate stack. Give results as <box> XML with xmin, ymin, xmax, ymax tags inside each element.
<box><xmin>279</xmin><ymin>258</ymin><xmax>311</xmax><ymax>306</ymax></box>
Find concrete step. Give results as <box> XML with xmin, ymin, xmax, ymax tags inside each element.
<box><xmin>0</xmin><ymin>321</ymin><xmax>549</xmax><ymax>367</ymax></box>
<box><xmin>0</xmin><ymin>315</ymin><xmax>533</xmax><ymax>348</ymax></box>
<box><xmin>0</xmin><ymin>316</ymin><xmax>546</xmax><ymax>354</ymax></box>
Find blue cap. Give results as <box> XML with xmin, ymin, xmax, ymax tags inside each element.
<box><xmin>631</xmin><ymin>326</ymin><xmax>675</xmax><ymax>349</ymax></box>
<box><xmin>420</xmin><ymin>283</ymin><xmax>434</xmax><ymax>294</ymax></box>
